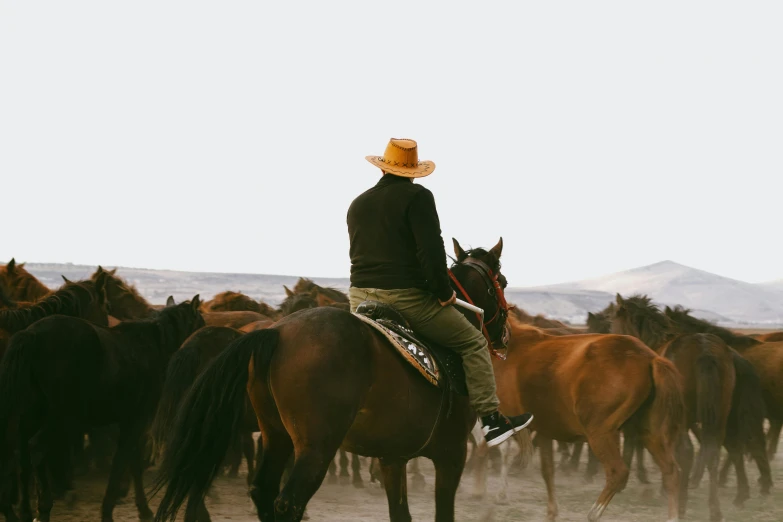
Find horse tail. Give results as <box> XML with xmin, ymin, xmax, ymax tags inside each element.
<box><xmin>150</xmin><ymin>338</ymin><xmax>206</xmax><ymax>460</ymax></box>
<box><xmin>648</xmin><ymin>356</ymin><xmax>686</xmax><ymax>445</ymax></box>
<box><xmin>153</xmin><ymin>328</ymin><xmax>280</xmax><ymax>522</ymax></box>
<box><xmin>728</xmin><ymin>350</ymin><xmax>772</xmax><ymax>489</ymax></box>
<box><xmin>0</xmin><ymin>331</ymin><xmax>39</xmax><ymax>470</ymax></box>
<box><xmin>695</xmin><ymin>351</ymin><xmax>723</xmax><ymax>449</ymax></box>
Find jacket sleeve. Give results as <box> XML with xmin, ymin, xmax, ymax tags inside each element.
<box><xmin>407</xmin><ymin>188</ymin><xmax>454</xmax><ymax>302</ymax></box>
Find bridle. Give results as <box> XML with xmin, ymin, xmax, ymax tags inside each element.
<box><xmin>448</xmin><ymin>257</ymin><xmax>510</xmax><ymax>360</ymax></box>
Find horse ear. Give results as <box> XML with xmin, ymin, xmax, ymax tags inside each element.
<box><xmin>61</xmin><ymin>275</ymin><xmax>72</xmax><ymax>284</ymax></box>
<box><xmin>587</xmin><ymin>312</ymin><xmax>595</xmax><ymax>320</ymax></box>
<box><xmin>452</xmin><ymin>238</ymin><xmax>467</xmax><ymax>261</ymax></box>
<box><xmin>95</xmin><ymin>271</ymin><xmax>108</xmax><ymax>304</ymax></box>
<box><xmin>166</xmin><ymin>296</ymin><xmax>176</xmax><ymax>307</ymax></box>
<box><xmin>191</xmin><ymin>295</ymin><xmax>201</xmax><ymax>311</ymax></box>
<box><xmin>489</xmin><ymin>237</ymin><xmax>503</xmax><ymax>259</ymax></box>
<box><xmin>284</xmin><ymin>285</ymin><xmax>295</xmax><ymax>298</ymax></box>
<box><xmin>615</xmin><ymin>293</ymin><xmax>624</xmax><ymax>305</ymax></box>
<box><xmin>7</xmin><ymin>258</ymin><xmax>16</xmax><ymax>272</ymax></box>
<box><xmin>97</xmin><ymin>266</ymin><xmax>104</xmax><ymax>274</ymax></box>
<box><xmin>109</xmin><ymin>268</ymin><xmax>117</xmax><ymax>275</ymax></box>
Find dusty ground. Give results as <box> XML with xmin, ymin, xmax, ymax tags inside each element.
<box><xmin>30</xmin><ymin>447</ymin><xmax>783</xmax><ymax>522</ymax></box>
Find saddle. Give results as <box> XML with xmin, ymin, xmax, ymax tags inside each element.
<box><xmin>354</xmin><ymin>301</ymin><xmax>467</xmax><ymax>396</ymax></box>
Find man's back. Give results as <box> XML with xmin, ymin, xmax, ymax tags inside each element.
<box><xmin>347</xmin><ymin>174</ymin><xmax>451</xmax><ymax>301</ymax></box>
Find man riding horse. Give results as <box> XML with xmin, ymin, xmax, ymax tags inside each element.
<box><xmin>347</xmin><ymin>138</ymin><xmax>533</xmax><ymax>447</ymax></box>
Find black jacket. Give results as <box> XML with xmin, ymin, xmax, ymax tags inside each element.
<box><xmin>347</xmin><ymin>174</ymin><xmax>452</xmax><ymax>301</ymax></box>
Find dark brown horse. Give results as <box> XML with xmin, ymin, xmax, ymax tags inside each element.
<box><xmin>0</xmin><ymin>297</ymin><xmax>204</xmax><ymax>522</ymax></box>
<box><xmin>152</xmin><ymin>327</ymin><xmax>259</xmax><ymax>483</ymax></box>
<box><xmin>612</xmin><ymin>295</ymin><xmax>736</xmax><ymax>521</ymax></box>
<box><xmin>664</xmin><ymin>305</ymin><xmax>774</xmax><ymax>498</ymax></box>
<box><xmin>0</xmin><ymin>280</ymin><xmax>15</xmax><ymax>310</ymax></box>
<box><xmin>152</xmin><ymin>240</ymin><xmax>509</xmax><ymax>522</ymax></box>
<box><xmin>0</xmin><ymin>259</ymin><xmax>51</xmax><ymax>303</ymax></box>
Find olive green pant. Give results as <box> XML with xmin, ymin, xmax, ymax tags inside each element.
<box><xmin>349</xmin><ymin>287</ymin><xmax>500</xmax><ymax>416</ymax></box>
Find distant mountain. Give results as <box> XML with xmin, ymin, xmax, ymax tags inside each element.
<box><xmin>15</xmin><ymin>260</ymin><xmax>783</xmax><ymax>326</ymax></box>
<box><xmin>513</xmin><ymin>260</ymin><xmax>783</xmax><ymax>326</ymax></box>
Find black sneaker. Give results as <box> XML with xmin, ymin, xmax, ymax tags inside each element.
<box><xmin>481</xmin><ymin>412</ymin><xmax>534</xmax><ymax>447</ymax></box>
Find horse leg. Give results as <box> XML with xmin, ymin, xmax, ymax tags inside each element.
<box><xmin>704</xmin><ymin>439</ymin><xmax>723</xmax><ymax>522</ymax></box>
<box><xmin>226</xmin><ymin>433</ymin><xmax>242</xmax><ymax>478</ymax></box>
<box><xmin>351</xmin><ymin>453</ymin><xmax>363</xmax><ymax>488</ymax></box>
<box><xmin>100</xmin><ymin>428</ymin><xmax>137</xmax><ymax>522</ymax></box>
<box><xmin>585</xmin><ymin>446</ymin><xmax>600</xmax><ymax>482</ymax></box>
<box><xmin>640</xmin><ymin>430</ymin><xmax>681</xmax><ymax>522</ymax></box>
<box><xmin>585</xmin><ymin>432</ymin><xmax>629</xmax><ymax>522</ymax></box>
<box><xmin>538</xmin><ymin>437</ymin><xmax>558</xmax><ymax>521</ymax></box>
<box><xmin>557</xmin><ymin>442</ymin><xmax>571</xmax><ymax>471</ymax></box>
<box><xmin>767</xmin><ymin>418</ymin><xmax>782</xmax><ymax>459</ymax></box>
<box><xmin>496</xmin><ymin>439</ymin><xmax>511</xmax><ymax>504</ymax></box>
<box><xmin>379</xmin><ymin>459</ymin><xmax>411</xmax><ymax>522</ymax></box>
<box><xmin>18</xmin><ymin>420</ymin><xmax>35</xmax><ymax>522</ymax></box>
<box><xmin>409</xmin><ymin>457</ymin><xmax>425</xmax><ymax>489</ymax></box>
<box><xmin>724</xmin><ymin>437</ymin><xmax>749</xmax><ymax>507</ymax></box>
<box><xmin>33</xmin><ymin>455</ymin><xmax>54</xmax><ymax>522</ymax></box>
<box><xmin>471</xmin><ymin>439</ymin><xmax>488</xmax><ymax>499</ymax></box>
<box><xmin>718</xmin><ymin>453</ymin><xmax>732</xmax><ymax>487</ymax></box>
<box><xmin>128</xmin><ymin>440</ymin><xmax>154</xmax><ymax>521</ymax></box>
<box><xmin>569</xmin><ymin>441</ymin><xmax>584</xmax><ymax>472</ymax></box>
<box><xmin>634</xmin><ymin>440</ymin><xmax>649</xmax><ymax>484</ymax></box>
<box><xmin>327</xmin><ymin>458</ymin><xmax>337</xmax><ymax>484</ymax></box>
<box><xmin>249</xmin><ymin>430</ymin><xmax>293</xmax><ymax>522</ymax></box>
<box><xmin>339</xmin><ymin>449</ymin><xmax>350</xmax><ymax>484</ymax></box>
<box><xmin>275</xmin><ymin>445</ymin><xmax>337</xmax><ymax>522</ymax></box>
<box><xmin>243</xmin><ymin>430</ymin><xmax>256</xmax><ymax>487</ymax></box>
<box><xmin>750</xmin><ymin>430</ymin><xmax>773</xmax><ymax>496</ymax></box>
<box><xmin>433</xmin><ymin>444</ymin><xmax>467</xmax><ymax>522</ymax></box>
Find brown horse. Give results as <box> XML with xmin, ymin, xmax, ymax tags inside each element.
<box><xmin>152</xmin><ymin>240</ymin><xmax>509</xmax><ymax>522</ymax></box>
<box><xmin>94</xmin><ymin>267</ymin><xmax>267</xmax><ymax>329</ymax></box>
<box><xmin>0</xmin><ymin>280</ymin><xmax>16</xmax><ymax>310</ymax></box>
<box><xmin>751</xmin><ymin>331</ymin><xmax>783</xmax><ymax>342</ymax></box>
<box><xmin>612</xmin><ymin>295</ymin><xmax>735</xmax><ymax>521</ymax></box>
<box><xmin>484</xmin><ymin>313</ymin><xmax>685</xmax><ymax>521</ymax></box>
<box><xmin>664</xmin><ymin>306</ymin><xmax>779</xmax><ymax>477</ymax></box>
<box><xmin>202</xmin><ymin>291</ymin><xmax>280</xmax><ymax>320</ymax></box>
<box><xmin>0</xmin><ymin>275</ymin><xmax>110</xmax><ymax>358</ymax></box>
<box><xmin>0</xmin><ymin>259</ymin><xmax>51</xmax><ymax>302</ymax></box>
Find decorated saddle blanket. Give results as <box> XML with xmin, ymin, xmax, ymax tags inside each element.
<box><xmin>353</xmin><ymin>301</ymin><xmax>467</xmax><ymax>396</ymax></box>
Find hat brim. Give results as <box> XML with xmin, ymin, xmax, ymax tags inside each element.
<box><xmin>365</xmin><ymin>156</ymin><xmax>436</xmax><ymax>178</ymax></box>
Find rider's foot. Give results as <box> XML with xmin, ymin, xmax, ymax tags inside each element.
<box><xmin>481</xmin><ymin>411</ymin><xmax>534</xmax><ymax>447</ymax></box>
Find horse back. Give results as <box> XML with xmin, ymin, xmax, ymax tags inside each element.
<box><xmin>500</xmin><ymin>331</ymin><xmax>657</xmax><ymax>440</ymax></box>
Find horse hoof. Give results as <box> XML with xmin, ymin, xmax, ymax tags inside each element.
<box><xmin>352</xmin><ymin>479</ymin><xmax>365</xmax><ymax>489</ymax></box>
<box><xmin>733</xmin><ymin>492</ymin><xmax>750</xmax><ymax>507</ymax></box>
<box><xmin>339</xmin><ymin>475</ymin><xmax>351</xmax><ymax>486</ymax></box>
<box><xmin>138</xmin><ymin>507</ymin><xmax>154</xmax><ymax>521</ymax></box>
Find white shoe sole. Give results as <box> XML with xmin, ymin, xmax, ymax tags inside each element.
<box><xmin>485</xmin><ymin>415</ymin><xmax>534</xmax><ymax>448</ymax></box>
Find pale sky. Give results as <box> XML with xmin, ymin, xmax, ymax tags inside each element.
<box><xmin>2</xmin><ymin>2</ymin><xmax>781</xmax><ymax>287</ymax></box>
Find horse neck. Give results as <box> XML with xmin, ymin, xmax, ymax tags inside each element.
<box><xmin>14</xmin><ymin>275</ymin><xmax>50</xmax><ymax>302</ymax></box>
<box><xmin>0</xmin><ymin>292</ymin><xmax>78</xmax><ymax>334</ymax></box>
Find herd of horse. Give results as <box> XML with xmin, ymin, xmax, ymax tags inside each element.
<box><xmin>0</xmin><ymin>243</ymin><xmax>782</xmax><ymax>522</ymax></box>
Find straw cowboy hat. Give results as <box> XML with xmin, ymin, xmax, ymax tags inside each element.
<box><xmin>366</xmin><ymin>138</ymin><xmax>436</xmax><ymax>178</ymax></box>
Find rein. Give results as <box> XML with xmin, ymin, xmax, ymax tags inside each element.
<box><xmin>448</xmin><ymin>258</ymin><xmax>509</xmax><ymax>361</ymax></box>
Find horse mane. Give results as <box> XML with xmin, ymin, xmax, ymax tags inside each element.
<box><xmin>0</xmin><ymin>279</ymin><xmax>104</xmax><ymax>334</ymax></box>
<box><xmin>613</xmin><ymin>294</ymin><xmax>674</xmax><ymax>350</ymax></box>
<box><xmin>586</xmin><ymin>303</ymin><xmax>615</xmax><ymax>334</ymax></box>
<box><xmin>0</xmin><ymin>259</ymin><xmax>51</xmax><ymax>302</ymax></box>
<box><xmin>292</xmin><ymin>278</ymin><xmax>349</xmax><ymax>304</ymax></box>
<box><xmin>510</xmin><ymin>307</ymin><xmax>568</xmax><ymax>329</ymax></box>
<box><xmin>0</xmin><ymin>280</ymin><xmax>15</xmax><ymax>309</ymax></box>
<box><xmin>664</xmin><ymin>305</ymin><xmax>761</xmax><ymax>350</ymax></box>
<box><xmin>278</xmin><ymin>291</ymin><xmax>317</xmax><ymax>317</ymax></box>
<box><xmin>92</xmin><ymin>266</ymin><xmax>155</xmax><ymax>319</ymax></box>
<box><xmin>203</xmin><ymin>291</ymin><xmax>261</xmax><ymax>313</ymax></box>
